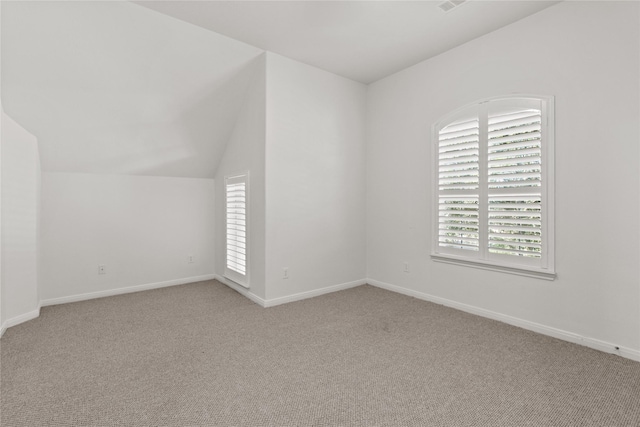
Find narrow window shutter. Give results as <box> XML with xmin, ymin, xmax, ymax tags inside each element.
<box><xmin>226</xmin><ymin>176</ymin><xmax>247</xmax><ymax>280</ymax></box>
<box><xmin>438</xmin><ymin>118</ymin><xmax>480</xmax><ymax>191</ymax></box>
<box><xmin>488</xmin><ymin>110</ymin><xmax>542</xmax><ymax>189</ymax></box>
<box><xmin>437</xmin><ymin>118</ymin><xmax>480</xmax><ymax>251</ymax></box>
<box><xmin>487</xmin><ymin>109</ymin><xmax>542</xmax><ymax>258</ymax></box>
<box><xmin>487</xmin><ymin>195</ymin><xmax>542</xmax><ymax>257</ymax></box>
<box><xmin>438</xmin><ymin>196</ymin><xmax>480</xmax><ymax>251</ymax></box>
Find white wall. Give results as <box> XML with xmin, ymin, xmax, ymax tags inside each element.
<box><xmin>215</xmin><ymin>55</ymin><xmax>267</xmax><ymax>300</ymax></box>
<box><xmin>366</xmin><ymin>1</ymin><xmax>640</xmax><ymax>355</ymax></box>
<box><xmin>1</xmin><ymin>5</ymin><xmax>3</xmax><ymax>330</ymax></box>
<box><xmin>1</xmin><ymin>112</ymin><xmax>40</xmax><ymax>328</ymax></box>
<box><xmin>41</xmin><ymin>172</ymin><xmax>215</xmax><ymax>302</ymax></box>
<box><xmin>265</xmin><ymin>53</ymin><xmax>367</xmax><ymax>301</ymax></box>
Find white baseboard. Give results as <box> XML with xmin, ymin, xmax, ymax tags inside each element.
<box><xmin>0</xmin><ymin>307</ymin><xmax>41</xmax><ymax>337</ymax></box>
<box><xmin>215</xmin><ymin>275</ymin><xmax>267</xmax><ymax>307</ymax></box>
<box><xmin>215</xmin><ymin>275</ymin><xmax>367</xmax><ymax>308</ymax></box>
<box><xmin>367</xmin><ymin>278</ymin><xmax>640</xmax><ymax>363</ymax></box>
<box><xmin>263</xmin><ymin>279</ymin><xmax>367</xmax><ymax>308</ymax></box>
<box><xmin>40</xmin><ymin>274</ymin><xmax>217</xmax><ymax>307</ymax></box>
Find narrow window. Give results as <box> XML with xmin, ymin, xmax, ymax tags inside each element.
<box><xmin>432</xmin><ymin>96</ymin><xmax>555</xmax><ymax>279</ymax></box>
<box><xmin>225</xmin><ymin>173</ymin><xmax>249</xmax><ymax>287</ymax></box>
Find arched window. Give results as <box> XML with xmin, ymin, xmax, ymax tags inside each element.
<box><xmin>432</xmin><ymin>95</ymin><xmax>555</xmax><ymax>279</ymax></box>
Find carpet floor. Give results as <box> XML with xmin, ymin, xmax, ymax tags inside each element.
<box><xmin>1</xmin><ymin>280</ymin><xmax>639</xmax><ymax>426</ymax></box>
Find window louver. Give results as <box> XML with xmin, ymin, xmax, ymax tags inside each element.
<box><xmin>226</xmin><ymin>176</ymin><xmax>247</xmax><ymax>281</ymax></box>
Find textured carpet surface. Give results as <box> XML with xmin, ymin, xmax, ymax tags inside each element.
<box><xmin>1</xmin><ymin>281</ymin><xmax>639</xmax><ymax>426</ymax></box>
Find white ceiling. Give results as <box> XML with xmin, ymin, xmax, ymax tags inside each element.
<box><xmin>134</xmin><ymin>0</ymin><xmax>560</xmax><ymax>84</ymax></box>
<box><xmin>2</xmin><ymin>0</ymin><xmax>561</xmax><ymax>178</ymax></box>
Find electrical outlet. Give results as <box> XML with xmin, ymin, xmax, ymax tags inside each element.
<box><xmin>188</xmin><ymin>255</ymin><xmax>195</xmax><ymax>264</ymax></box>
<box><xmin>283</xmin><ymin>267</ymin><xmax>289</xmax><ymax>279</ymax></box>
<box><xmin>98</xmin><ymin>265</ymin><xmax>106</xmax><ymax>275</ymax></box>
<box><xmin>403</xmin><ymin>262</ymin><xmax>410</xmax><ymax>273</ymax></box>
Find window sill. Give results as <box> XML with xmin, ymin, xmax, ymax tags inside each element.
<box><xmin>431</xmin><ymin>254</ymin><xmax>556</xmax><ymax>281</ymax></box>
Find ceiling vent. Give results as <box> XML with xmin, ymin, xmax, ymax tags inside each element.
<box><xmin>438</xmin><ymin>0</ymin><xmax>467</xmax><ymax>13</ymax></box>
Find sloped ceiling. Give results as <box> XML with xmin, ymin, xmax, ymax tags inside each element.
<box><xmin>2</xmin><ymin>1</ymin><xmax>264</xmax><ymax>178</ymax></box>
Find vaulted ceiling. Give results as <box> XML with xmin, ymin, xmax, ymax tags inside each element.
<box><xmin>1</xmin><ymin>0</ymin><xmax>560</xmax><ymax>178</ymax></box>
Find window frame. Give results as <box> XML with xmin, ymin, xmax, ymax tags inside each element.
<box><xmin>224</xmin><ymin>172</ymin><xmax>250</xmax><ymax>288</ymax></box>
<box><xmin>431</xmin><ymin>95</ymin><xmax>555</xmax><ymax>280</ymax></box>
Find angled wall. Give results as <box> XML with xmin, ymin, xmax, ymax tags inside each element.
<box><xmin>1</xmin><ymin>112</ymin><xmax>40</xmax><ymax>331</ymax></box>
<box><xmin>215</xmin><ymin>55</ymin><xmax>267</xmax><ymax>300</ymax></box>
<box><xmin>366</xmin><ymin>1</ymin><xmax>640</xmax><ymax>358</ymax></box>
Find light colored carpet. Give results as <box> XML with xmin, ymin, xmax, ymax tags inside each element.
<box><xmin>1</xmin><ymin>281</ymin><xmax>639</xmax><ymax>426</ymax></box>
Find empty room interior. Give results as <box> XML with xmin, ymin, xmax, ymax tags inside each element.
<box><xmin>1</xmin><ymin>0</ymin><xmax>640</xmax><ymax>425</ymax></box>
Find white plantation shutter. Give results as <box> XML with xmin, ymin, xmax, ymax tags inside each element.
<box><xmin>487</xmin><ymin>110</ymin><xmax>542</xmax><ymax>190</ymax></box>
<box><xmin>433</xmin><ymin>96</ymin><xmax>554</xmax><ymax>279</ymax></box>
<box><xmin>225</xmin><ymin>173</ymin><xmax>249</xmax><ymax>287</ymax></box>
<box><xmin>488</xmin><ymin>195</ymin><xmax>541</xmax><ymax>258</ymax></box>
<box><xmin>438</xmin><ymin>118</ymin><xmax>480</xmax><ymax>251</ymax></box>
<box><xmin>487</xmin><ymin>109</ymin><xmax>542</xmax><ymax>259</ymax></box>
<box><xmin>438</xmin><ymin>196</ymin><xmax>479</xmax><ymax>251</ymax></box>
<box><xmin>438</xmin><ymin>118</ymin><xmax>479</xmax><ymax>191</ymax></box>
